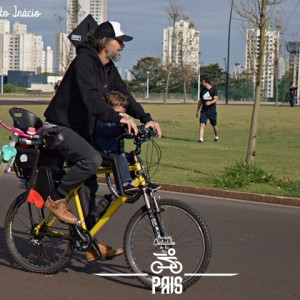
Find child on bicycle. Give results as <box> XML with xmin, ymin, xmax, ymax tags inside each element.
<box><xmin>93</xmin><ymin>91</ymin><xmax>160</xmax><ymax>193</ymax></box>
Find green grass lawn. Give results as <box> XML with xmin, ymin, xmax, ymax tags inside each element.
<box><xmin>0</xmin><ymin>103</ymin><xmax>299</xmax><ymax>197</ymax></box>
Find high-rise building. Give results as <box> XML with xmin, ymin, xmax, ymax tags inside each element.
<box><xmin>13</xmin><ymin>21</ymin><xmax>27</xmax><ymax>35</ymax></box>
<box><xmin>66</xmin><ymin>0</ymin><xmax>107</xmax><ymax>33</ymax></box>
<box><xmin>57</xmin><ymin>0</ymin><xmax>107</xmax><ymax>75</ymax></box>
<box><xmin>0</xmin><ymin>20</ymin><xmax>52</xmax><ymax>75</ymax></box>
<box><xmin>0</xmin><ymin>19</ymin><xmax>10</xmax><ymax>34</ymax></box>
<box><xmin>233</xmin><ymin>63</ymin><xmax>245</xmax><ymax>79</ymax></box>
<box><xmin>14</xmin><ymin>30</ymin><xmax>36</xmax><ymax>72</ymax></box>
<box><xmin>34</xmin><ymin>35</ymin><xmax>44</xmax><ymax>73</ymax></box>
<box><xmin>245</xmin><ymin>28</ymin><xmax>280</xmax><ymax>98</ymax></box>
<box><xmin>0</xmin><ymin>20</ymin><xmax>10</xmax><ymax>75</ymax></box>
<box><xmin>56</xmin><ymin>32</ymin><xmax>73</xmax><ymax>75</ymax></box>
<box><xmin>90</xmin><ymin>0</ymin><xmax>107</xmax><ymax>24</ymax></box>
<box><xmin>43</xmin><ymin>46</ymin><xmax>54</xmax><ymax>73</ymax></box>
<box><xmin>163</xmin><ymin>20</ymin><xmax>200</xmax><ymax>71</ymax></box>
<box><xmin>278</xmin><ymin>56</ymin><xmax>287</xmax><ymax>80</ymax></box>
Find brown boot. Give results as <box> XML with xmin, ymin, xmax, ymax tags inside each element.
<box><xmin>44</xmin><ymin>196</ymin><xmax>77</xmax><ymax>224</ymax></box>
<box><xmin>86</xmin><ymin>242</ymin><xmax>124</xmax><ymax>262</ymax></box>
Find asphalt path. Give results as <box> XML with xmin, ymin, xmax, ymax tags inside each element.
<box><xmin>0</xmin><ymin>174</ymin><xmax>299</xmax><ymax>300</ymax></box>
<box><xmin>0</xmin><ymin>99</ymin><xmax>50</xmax><ymax>106</ymax></box>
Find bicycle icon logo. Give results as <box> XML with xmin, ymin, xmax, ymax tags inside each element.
<box><xmin>150</xmin><ymin>248</ymin><xmax>183</xmax><ymax>275</ymax></box>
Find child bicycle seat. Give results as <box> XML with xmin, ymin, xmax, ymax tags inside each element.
<box><xmin>100</xmin><ymin>152</ymin><xmax>125</xmax><ymax>196</ymax></box>
<box><xmin>9</xmin><ymin>107</ymin><xmax>43</xmax><ymax>132</ymax></box>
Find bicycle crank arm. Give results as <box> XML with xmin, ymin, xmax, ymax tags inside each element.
<box><xmin>71</xmin><ymin>224</ymin><xmax>92</xmax><ymax>251</ymax></box>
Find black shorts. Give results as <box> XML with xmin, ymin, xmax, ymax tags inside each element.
<box><xmin>200</xmin><ymin>111</ymin><xmax>217</xmax><ymax>127</ymax></box>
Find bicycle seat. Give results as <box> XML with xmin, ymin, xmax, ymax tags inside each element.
<box><xmin>9</xmin><ymin>107</ymin><xmax>43</xmax><ymax>132</ymax></box>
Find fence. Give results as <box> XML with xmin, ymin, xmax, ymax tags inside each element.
<box><xmin>2</xmin><ymin>78</ymin><xmax>292</xmax><ymax>104</ymax></box>
<box><xmin>132</xmin><ymin>79</ymin><xmax>291</xmax><ymax>103</ymax></box>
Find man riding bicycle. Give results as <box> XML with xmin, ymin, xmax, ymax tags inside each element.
<box><xmin>42</xmin><ymin>20</ymin><xmax>162</xmax><ymax>260</ymax></box>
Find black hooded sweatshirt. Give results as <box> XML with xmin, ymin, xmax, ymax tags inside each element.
<box><xmin>44</xmin><ymin>43</ymin><xmax>152</xmax><ymax>141</ymax></box>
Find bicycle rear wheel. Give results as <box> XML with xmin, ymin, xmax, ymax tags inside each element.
<box><xmin>124</xmin><ymin>199</ymin><xmax>212</xmax><ymax>291</ymax></box>
<box><xmin>5</xmin><ymin>192</ymin><xmax>73</xmax><ymax>274</ymax></box>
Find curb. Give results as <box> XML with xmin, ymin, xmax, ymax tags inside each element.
<box><xmin>159</xmin><ymin>183</ymin><xmax>300</xmax><ymax>207</ymax></box>
<box><xmin>98</xmin><ymin>178</ymin><xmax>300</xmax><ymax>207</ymax></box>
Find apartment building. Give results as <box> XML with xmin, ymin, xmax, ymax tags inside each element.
<box><xmin>66</xmin><ymin>0</ymin><xmax>107</xmax><ymax>32</ymax></box>
<box><xmin>0</xmin><ymin>19</ymin><xmax>10</xmax><ymax>75</ymax></box>
<box><xmin>43</xmin><ymin>46</ymin><xmax>54</xmax><ymax>73</ymax></box>
<box><xmin>57</xmin><ymin>0</ymin><xmax>107</xmax><ymax>75</ymax></box>
<box><xmin>0</xmin><ymin>20</ymin><xmax>53</xmax><ymax>75</ymax></box>
<box><xmin>163</xmin><ymin>20</ymin><xmax>200</xmax><ymax>71</ymax></box>
<box><xmin>245</xmin><ymin>28</ymin><xmax>280</xmax><ymax>98</ymax></box>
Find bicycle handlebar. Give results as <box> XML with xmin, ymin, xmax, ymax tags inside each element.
<box><xmin>118</xmin><ymin>125</ymin><xmax>157</xmax><ymax>143</ymax></box>
<box><xmin>123</xmin><ymin>126</ymin><xmax>157</xmax><ymax>156</ymax></box>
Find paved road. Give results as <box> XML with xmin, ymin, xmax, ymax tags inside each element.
<box><xmin>0</xmin><ymin>174</ymin><xmax>299</xmax><ymax>300</ymax></box>
<box><xmin>0</xmin><ymin>99</ymin><xmax>50</xmax><ymax>106</ymax></box>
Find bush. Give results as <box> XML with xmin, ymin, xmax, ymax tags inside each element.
<box><xmin>213</xmin><ymin>161</ymin><xmax>280</xmax><ymax>189</ymax></box>
<box><xmin>4</xmin><ymin>83</ymin><xmax>27</xmax><ymax>93</ymax></box>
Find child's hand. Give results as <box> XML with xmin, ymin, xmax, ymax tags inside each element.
<box><xmin>119</xmin><ymin>112</ymin><xmax>130</xmax><ymax>118</ymax></box>
<box><xmin>120</xmin><ymin>116</ymin><xmax>138</xmax><ymax>135</ymax></box>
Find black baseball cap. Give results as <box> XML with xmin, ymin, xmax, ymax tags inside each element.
<box><xmin>94</xmin><ymin>21</ymin><xmax>133</xmax><ymax>42</ymax></box>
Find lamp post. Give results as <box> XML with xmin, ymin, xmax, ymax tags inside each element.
<box><xmin>0</xmin><ymin>76</ymin><xmax>3</xmax><ymax>94</ymax></box>
<box><xmin>0</xmin><ymin>69</ymin><xmax>3</xmax><ymax>94</ymax></box>
<box><xmin>298</xmin><ymin>51</ymin><xmax>300</xmax><ymax>104</ymax></box>
<box><xmin>146</xmin><ymin>71</ymin><xmax>150</xmax><ymax>99</ymax></box>
<box><xmin>225</xmin><ymin>0</ymin><xmax>234</xmax><ymax>104</ymax></box>
<box><xmin>197</xmin><ymin>64</ymin><xmax>201</xmax><ymax>101</ymax></box>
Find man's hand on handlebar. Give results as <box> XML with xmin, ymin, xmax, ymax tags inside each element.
<box><xmin>120</xmin><ymin>115</ymin><xmax>138</xmax><ymax>136</ymax></box>
<box><xmin>145</xmin><ymin>121</ymin><xmax>162</xmax><ymax>138</ymax></box>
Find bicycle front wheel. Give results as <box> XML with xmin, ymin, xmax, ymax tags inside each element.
<box><xmin>124</xmin><ymin>199</ymin><xmax>212</xmax><ymax>291</ymax></box>
<box><xmin>5</xmin><ymin>192</ymin><xmax>73</xmax><ymax>274</ymax></box>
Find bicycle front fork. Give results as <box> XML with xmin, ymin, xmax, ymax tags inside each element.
<box><xmin>142</xmin><ymin>188</ymin><xmax>168</xmax><ymax>243</ymax></box>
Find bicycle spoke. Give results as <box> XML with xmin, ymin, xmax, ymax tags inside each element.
<box><xmin>5</xmin><ymin>193</ymin><xmax>73</xmax><ymax>274</ymax></box>
<box><xmin>124</xmin><ymin>199</ymin><xmax>212</xmax><ymax>290</ymax></box>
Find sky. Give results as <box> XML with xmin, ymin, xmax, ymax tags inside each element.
<box><xmin>1</xmin><ymin>0</ymin><xmax>300</xmax><ymax>74</ymax></box>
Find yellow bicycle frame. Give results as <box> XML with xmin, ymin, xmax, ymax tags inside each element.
<box><xmin>34</xmin><ymin>159</ymin><xmax>147</xmax><ymax>239</ymax></box>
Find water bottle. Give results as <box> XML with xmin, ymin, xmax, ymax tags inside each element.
<box><xmin>91</xmin><ymin>195</ymin><xmax>111</xmax><ymax>219</ymax></box>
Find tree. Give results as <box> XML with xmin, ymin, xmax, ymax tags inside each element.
<box><xmin>127</xmin><ymin>57</ymin><xmax>166</xmax><ymax>93</ymax></box>
<box><xmin>200</xmin><ymin>64</ymin><xmax>225</xmax><ymax>84</ymax></box>
<box><xmin>127</xmin><ymin>56</ymin><xmax>198</xmax><ymax>95</ymax></box>
<box><xmin>233</xmin><ymin>0</ymin><xmax>288</xmax><ymax>165</ymax></box>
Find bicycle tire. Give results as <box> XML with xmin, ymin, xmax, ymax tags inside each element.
<box><xmin>124</xmin><ymin>199</ymin><xmax>212</xmax><ymax>291</ymax></box>
<box><xmin>5</xmin><ymin>192</ymin><xmax>73</xmax><ymax>274</ymax></box>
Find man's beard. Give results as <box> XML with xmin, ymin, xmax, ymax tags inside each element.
<box><xmin>108</xmin><ymin>51</ymin><xmax>121</xmax><ymax>62</ymax></box>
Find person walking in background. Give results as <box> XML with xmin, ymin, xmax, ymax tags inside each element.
<box><xmin>196</xmin><ymin>78</ymin><xmax>219</xmax><ymax>143</ymax></box>
<box><xmin>289</xmin><ymin>82</ymin><xmax>298</xmax><ymax>107</ymax></box>
<box><xmin>54</xmin><ymin>80</ymin><xmax>61</xmax><ymax>93</ymax></box>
